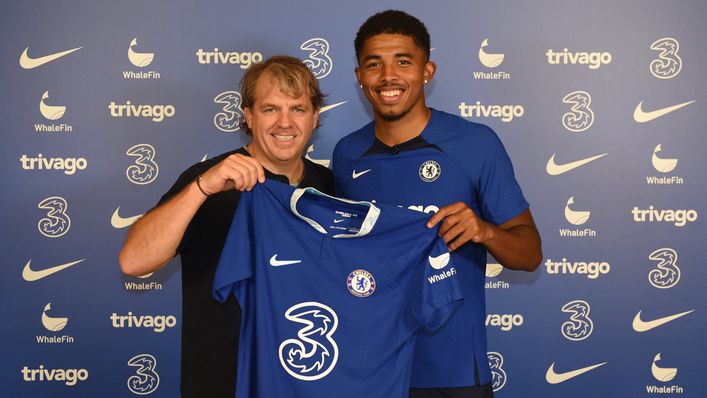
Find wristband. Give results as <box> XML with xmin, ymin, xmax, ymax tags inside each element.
<box><xmin>195</xmin><ymin>175</ymin><xmax>211</xmax><ymax>197</ymax></box>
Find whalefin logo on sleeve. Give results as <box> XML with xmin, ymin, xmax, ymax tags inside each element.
<box><xmin>428</xmin><ymin>252</ymin><xmax>450</xmax><ymax>270</ymax></box>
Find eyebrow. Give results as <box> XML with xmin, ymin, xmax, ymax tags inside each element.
<box><xmin>361</xmin><ymin>53</ymin><xmax>414</xmax><ymax>63</ymax></box>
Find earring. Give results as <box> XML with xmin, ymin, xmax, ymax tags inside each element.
<box><xmin>424</xmin><ymin>80</ymin><xmax>429</xmax><ymax>84</ymax></box>
<box><xmin>359</xmin><ymin>84</ymin><xmax>363</xmax><ymax>89</ymax></box>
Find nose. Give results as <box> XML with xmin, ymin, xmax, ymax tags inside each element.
<box><xmin>381</xmin><ymin>62</ymin><xmax>398</xmax><ymax>84</ymax></box>
<box><xmin>277</xmin><ymin>110</ymin><xmax>292</xmax><ymax>128</ymax></box>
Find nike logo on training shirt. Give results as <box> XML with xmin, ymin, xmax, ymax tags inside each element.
<box><xmin>632</xmin><ymin>309</ymin><xmax>694</xmax><ymax>332</ymax></box>
<box><xmin>546</xmin><ymin>153</ymin><xmax>607</xmax><ymax>175</ymax></box>
<box><xmin>19</xmin><ymin>46</ymin><xmax>83</xmax><ymax>69</ymax></box>
<box><xmin>633</xmin><ymin>100</ymin><xmax>695</xmax><ymax>123</ymax></box>
<box><xmin>22</xmin><ymin>259</ymin><xmax>85</xmax><ymax>281</ymax></box>
<box><xmin>545</xmin><ymin>362</ymin><xmax>607</xmax><ymax>384</ymax></box>
<box><xmin>352</xmin><ymin>169</ymin><xmax>371</xmax><ymax>179</ymax></box>
<box><xmin>269</xmin><ymin>255</ymin><xmax>302</xmax><ymax>267</ymax></box>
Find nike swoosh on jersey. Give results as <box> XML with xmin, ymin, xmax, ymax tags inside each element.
<box><xmin>428</xmin><ymin>252</ymin><xmax>450</xmax><ymax>270</ymax></box>
<box><xmin>633</xmin><ymin>100</ymin><xmax>695</xmax><ymax>123</ymax></box>
<box><xmin>22</xmin><ymin>259</ymin><xmax>85</xmax><ymax>282</ymax></box>
<box><xmin>632</xmin><ymin>309</ymin><xmax>694</xmax><ymax>332</ymax></box>
<box><xmin>269</xmin><ymin>255</ymin><xmax>302</xmax><ymax>267</ymax></box>
<box><xmin>546</xmin><ymin>153</ymin><xmax>607</xmax><ymax>175</ymax></box>
<box><xmin>352</xmin><ymin>169</ymin><xmax>371</xmax><ymax>179</ymax></box>
<box><xmin>320</xmin><ymin>101</ymin><xmax>347</xmax><ymax>113</ymax></box>
<box><xmin>19</xmin><ymin>46</ymin><xmax>83</xmax><ymax>69</ymax></box>
<box><xmin>545</xmin><ymin>362</ymin><xmax>607</xmax><ymax>384</ymax></box>
<box><xmin>111</xmin><ymin>207</ymin><xmax>143</xmax><ymax>229</ymax></box>
<box><xmin>333</xmin><ymin>219</ymin><xmax>345</xmax><ymax>223</ymax></box>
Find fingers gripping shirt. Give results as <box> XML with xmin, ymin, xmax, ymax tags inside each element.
<box><xmin>213</xmin><ymin>180</ymin><xmax>463</xmax><ymax>398</ymax></box>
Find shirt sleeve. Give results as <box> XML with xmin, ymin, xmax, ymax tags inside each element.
<box><xmin>410</xmin><ymin>236</ymin><xmax>464</xmax><ymax>332</ymax></box>
<box><xmin>212</xmin><ymin>190</ymin><xmax>255</xmax><ymax>302</ymax></box>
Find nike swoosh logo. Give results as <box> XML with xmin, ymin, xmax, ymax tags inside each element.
<box><xmin>269</xmin><ymin>254</ymin><xmax>302</xmax><ymax>267</ymax></box>
<box><xmin>545</xmin><ymin>362</ymin><xmax>607</xmax><ymax>384</ymax></box>
<box><xmin>23</xmin><ymin>259</ymin><xmax>85</xmax><ymax>282</ymax></box>
<box><xmin>320</xmin><ymin>101</ymin><xmax>347</xmax><ymax>113</ymax></box>
<box><xmin>19</xmin><ymin>46</ymin><xmax>83</xmax><ymax>69</ymax></box>
<box><xmin>333</xmin><ymin>219</ymin><xmax>345</xmax><ymax>223</ymax></box>
<box><xmin>632</xmin><ymin>309</ymin><xmax>694</xmax><ymax>332</ymax></box>
<box><xmin>546</xmin><ymin>153</ymin><xmax>607</xmax><ymax>175</ymax></box>
<box><xmin>428</xmin><ymin>252</ymin><xmax>450</xmax><ymax>270</ymax></box>
<box><xmin>633</xmin><ymin>100</ymin><xmax>695</xmax><ymax>123</ymax></box>
<box><xmin>111</xmin><ymin>207</ymin><xmax>143</xmax><ymax>229</ymax></box>
<box><xmin>352</xmin><ymin>169</ymin><xmax>371</xmax><ymax>179</ymax></box>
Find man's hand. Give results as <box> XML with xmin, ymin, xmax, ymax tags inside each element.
<box><xmin>198</xmin><ymin>154</ymin><xmax>265</xmax><ymax>194</ymax></box>
<box><xmin>427</xmin><ymin>202</ymin><xmax>493</xmax><ymax>251</ymax></box>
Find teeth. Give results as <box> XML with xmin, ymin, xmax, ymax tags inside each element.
<box><xmin>274</xmin><ymin>134</ymin><xmax>295</xmax><ymax>141</ymax></box>
<box><xmin>381</xmin><ymin>90</ymin><xmax>401</xmax><ymax>97</ymax></box>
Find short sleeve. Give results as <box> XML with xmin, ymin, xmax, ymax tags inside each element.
<box><xmin>410</xmin><ymin>237</ymin><xmax>464</xmax><ymax>332</ymax></box>
<box><xmin>212</xmin><ymin>190</ymin><xmax>255</xmax><ymax>302</ymax></box>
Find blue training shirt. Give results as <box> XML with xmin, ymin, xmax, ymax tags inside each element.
<box><xmin>213</xmin><ymin>179</ymin><xmax>463</xmax><ymax>398</ymax></box>
<box><xmin>332</xmin><ymin>108</ymin><xmax>529</xmax><ymax>388</ymax></box>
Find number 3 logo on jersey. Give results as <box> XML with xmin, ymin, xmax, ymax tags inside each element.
<box><xmin>279</xmin><ymin>302</ymin><xmax>339</xmax><ymax>381</ymax></box>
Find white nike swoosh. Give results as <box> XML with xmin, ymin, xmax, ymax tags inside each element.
<box><xmin>20</xmin><ymin>46</ymin><xmax>83</xmax><ymax>69</ymax></box>
<box><xmin>320</xmin><ymin>101</ymin><xmax>347</xmax><ymax>113</ymax></box>
<box><xmin>269</xmin><ymin>254</ymin><xmax>302</xmax><ymax>267</ymax></box>
<box><xmin>428</xmin><ymin>252</ymin><xmax>450</xmax><ymax>270</ymax></box>
<box><xmin>23</xmin><ymin>259</ymin><xmax>85</xmax><ymax>282</ymax></box>
<box><xmin>333</xmin><ymin>219</ymin><xmax>345</xmax><ymax>223</ymax></box>
<box><xmin>352</xmin><ymin>169</ymin><xmax>371</xmax><ymax>179</ymax></box>
<box><xmin>632</xmin><ymin>309</ymin><xmax>694</xmax><ymax>332</ymax></box>
<box><xmin>545</xmin><ymin>362</ymin><xmax>607</xmax><ymax>384</ymax></box>
<box><xmin>111</xmin><ymin>207</ymin><xmax>143</xmax><ymax>229</ymax></box>
<box><xmin>546</xmin><ymin>153</ymin><xmax>607</xmax><ymax>176</ymax></box>
<box><xmin>633</xmin><ymin>100</ymin><xmax>695</xmax><ymax>123</ymax></box>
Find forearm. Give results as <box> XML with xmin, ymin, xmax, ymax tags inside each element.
<box><xmin>484</xmin><ymin>223</ymin><xmax>542</xmax><ymax>271</ymax></box>
<box><xmin>118</xmin><ymin>181</ymin><xmax>207</xmax><ymax>276</ymax></box>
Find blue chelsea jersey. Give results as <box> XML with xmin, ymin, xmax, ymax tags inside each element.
<box><xmin>213</xmin><ymin>180</ymin><xmax>463</xmax><ymax>398</ymax></box>
<box><xmin>332</xmin><ymin>109</ymin><xmax>529</xmax><ymax>388</ymax></box>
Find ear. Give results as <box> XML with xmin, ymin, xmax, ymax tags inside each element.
<box><xmin>355</xmin><ymin>66</ymin><xmax>363</xmax><ymax>87</ymax></box>
<box><xmin>423</xmin><ymin>61</ymin><xmax>437</xmax><ymax>83</ymax></box>
<box><xmin>312</xmin><ymin>107</ymin><xmax>320</xmax><ymax>129</ymax></box>
<box><xmin>243</xmin><ymin>107</ymin><xmax>253</xmax><ymax>129</ymax></box>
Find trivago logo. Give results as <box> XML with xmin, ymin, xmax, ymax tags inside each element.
<box><xmin>108</xmin><ymin>101</ymin><xmax>175</xmax><ymax>122</ymax></box>
<box><xmin>546</xmin><ymin>48</ymin><xmax>612</xmax><ymax>69</ymax></box>
<box><xmin>20</xmin><ymin>154</ymin><xmax>87</xmax><ymax>175</ymax></box>
<box><xmin>545</xmin><ymin>257</ymin><xmax>610</xmax><ymax>279</ymax></box>
<box><xmin>196</xmin><ymin>48</ymin><xmax>262</xmax><ymax>68</ymax></box>
<box><xmin>632</xmin><ymin>206</ymin><xmax>698</xmax><ymax>227</ymax></box>
<box><xmin>485</xmin><ymin>313</ymin><xmax>524</xmax><ymax>331</ymax></box>
<box><xmin>21</xmin><ymin>365</ymin><xmax>88</xmax><ymax>386</ymax></box>
<box><xmin>110</xmin><ymin>312</ymin><xmax>177</xmax><ymax>333</ymax></box>
<box><xmin>458</xmin><ymin>101</ymin><xmax>525</xmax><ymax>122</ymax></box>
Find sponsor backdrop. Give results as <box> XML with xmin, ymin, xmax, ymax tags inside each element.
<box><xmin>1</xmin><ymin>0</ymin><xmax>704</xmax><ymax>396</ymax></box>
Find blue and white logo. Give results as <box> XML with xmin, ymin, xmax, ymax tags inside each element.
<box><xmin>300</xmin><ymin>38</ymin><xmax>332</xmax><ymax>79</ymax></box>
<box><xmin>126</xmin><ymin>144</ymin><xmax>158</xmax><ymax>185</ymax></box>
<box><xmin>213</xmin><ymin>91</ymin><xmax>243</xmax><ymax>132</ymax></box>
<box><xmin>561</xmin><ymin>300</ymin><xmax>593</xmax><ymax>341</ymax></box>
<box><xmin>650</xmin><ymin>38</ymin><xmax>681</xmax><ymax>79</ymax></box>
<box><xmin>419</xmin><ymin>160</ymin><xmax>441</xmax><ymax>182</ymax></box>
<box><xmin>648</xmin><ymin>248</ymin><xmax>680</xmax><ymax>289</ymax></box>
<box><xmin>127</xmin><ymin>354</ymin><xmax>159</xmax><ymax>395</ymax></box>
<box><xmin>487</xmin><ymin>351</ymin><xmax>507</xmax><ymax>392</ymax></box>
<box><xmin>347</xmin><ymin>269</ymin><xmax>376</xmax><ymax>297</ymax></box>
<box><xmin>37</xmin><ymin>196</ymin><xmax>70</xmax><ymax>238</ymax></box>
<box><xmin>279</xmin><ymin>302</ymin><xmax>338</xmax><ymax>381</ymax></box>
<box><xmin>562</xmin><ymin>91</ymin><xmax>594</xmax><ymax>132</ymax></box>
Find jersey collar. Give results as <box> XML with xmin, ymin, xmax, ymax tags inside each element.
<box><xmin>289</xmin><ymin>188</ymin><xmax>381</xmax><ymax>238</ymax></box>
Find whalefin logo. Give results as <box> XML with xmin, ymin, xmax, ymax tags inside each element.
<box><xmin>546</xmin><ymin>361</ymin><xmax>607</xmax><ymax>384</ymax></box>
<box><xmin>652</xmin><ymin>353</ymin><xmax>677</xmax><ymax>382</ymax></box>
<box><xmin>634</xmin><ymin>100</ymin><xmax>694</xmax><ymax>123</ymax></box>
<box><xmin>300</xmin><ymin>38</ymin><xmax>332</xmax><ymax>79</ymax></box>
<box><xmin>428</xmin><ymin>252</ymin><xmax>450</xmax><ymax>270</ymax></box>
<box><xmin>632</xmin><ymin>309</ymin><xmax>693</xmax><ymax>332</ymax></box>
<box><xmin>128</xmin><ymin>37</ymin><xmax>154</xmax><ymax>68</ymax></box>
<box><xmin>650</xmin><ymin>38</ymin><xmax>681</xmax><ymax>79</ymax></box>
<box><xmin>565</xmin><ymin>196</ymin><xmax>590</xmax><ymax>225</ymax></box>
<box><xmin>23</xmin><ymin>259</ymin><xmax>85</xmax><ymax>282</ymax></box>
<box><xmin>20</xmin><ymin>46</ymin><xmax>82</xmax><ymax>69</ymax></box>
<box><xmin>546</xmin><ymin>153</ymin><xmax>607</xmax><ymax>175</ymax></box>
<box><xmin>39</xmin><ymin>91</ymin><xmax>66</xmax><ymax>120</ymax></box>
<box><xmin>478</xmin><ymin>38</ymin><xmax>504</xmax><ymax>68</ymax></box>
<box><xmin>486</xmin><ymin>263</ymin><xmax>503</xmax><ymax>277</ymax></box>
<box><xmin>111</xmin><ymin>207</ymin><xmax>143</xmax><ymax>229</ymax></box>
<box><xmin>42</xmin><ymin>303</ymin><xmax>68</xmax><ymax>332</ymax></box>
<box><xmin>651</xmin><ymin>144</ymin><xmax>678</xmax><ymax>173</ymax></box>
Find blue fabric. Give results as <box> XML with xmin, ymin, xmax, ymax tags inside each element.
<box><xmin>214</xmin><ymin>179</ymin><xmax>463</xmax><ymax>398</ymax></box>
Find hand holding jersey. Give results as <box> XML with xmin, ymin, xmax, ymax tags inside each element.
<box><xmin>197</xmin><ymin>152</ymin><xmax>266</xmax><ymax>194</ymax></box>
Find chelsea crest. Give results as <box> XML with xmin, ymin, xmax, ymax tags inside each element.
<box><xmin>347</xmin><ymin>269</ymin><xmax>376</xmax><ymax>297</ymax></box>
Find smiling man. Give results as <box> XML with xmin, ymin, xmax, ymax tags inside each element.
<box><xmin>333</xmin><ymin>10</ymin><xmax>542</xmax><ymax>398</ymax></box>
<box><xmin>119</xmin><ymin>55</ymin><xmax>333</xmax><ymax>398</ymax></box>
